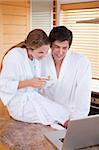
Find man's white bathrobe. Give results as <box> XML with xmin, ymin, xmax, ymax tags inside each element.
<box><xmin>41</xmin><ymin>50</ymin><xmax>92</xmax><ymax>120</ymax></box>
<box><xmin>0</xmin><ymin>48</ymin><xmax>69</xmax><ymax>125</ymax></box>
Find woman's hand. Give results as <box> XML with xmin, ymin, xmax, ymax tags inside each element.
<box><xmin>29</xmin><ymin>77</ymin><xmax>48</xmax><ymax>88</ymax></box>
<box><xmin>18</xmin><ymin>77</ymin><xmax>49</xmax><ymax>89</ymax></box>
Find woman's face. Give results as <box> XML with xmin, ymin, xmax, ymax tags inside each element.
<box><xmin>27</xmin><ymin>45</ymin><xmax>49</xmax><ymax>60</ymax></box>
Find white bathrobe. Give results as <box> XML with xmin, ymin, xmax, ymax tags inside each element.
<box><xmin>0</xmin><ymin>47</ymin><xmax>69</xmax><ymax>125</ymax></box>
<box><xmin>41</xmin><ymin>50</ymin><xmax>92</xmax><ymax>120</ymax></box>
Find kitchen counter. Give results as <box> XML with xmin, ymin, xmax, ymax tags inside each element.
<box><xmin>0</xmin><ymin>117</ymin><xmax>99</xmax><ymax>150</ymax></box>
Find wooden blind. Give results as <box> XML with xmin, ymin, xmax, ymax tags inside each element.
<box><xmin>60</xmin><ymin>7</ymin><xmax>99</xmax><ymax>80</ymax></box>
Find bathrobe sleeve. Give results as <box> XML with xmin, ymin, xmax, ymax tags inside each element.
<box><xmin>70</xmin><ymin>57</ymin><xmax>92</xmax><ymax>120</ymax></box>
<box><xmin>0</xmin><ymin>51</ymin><xmax>19</xmax><ymax>105</ymax></box>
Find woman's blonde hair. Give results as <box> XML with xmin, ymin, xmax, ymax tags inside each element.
<box><xmin>0</xmin><ymin>29</ymin><xmax>49</xmax><ymax>71</ymax></box>
<box><xmin>9</xmin><ymin>29</ymin><xmax>49</xmax><ymax>50</ymax></box>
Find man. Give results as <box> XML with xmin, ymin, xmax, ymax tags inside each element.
<box><xmin>41</xmin><ymin>26</ymin><xmax>92</xmax><ymax>128</ymax></box>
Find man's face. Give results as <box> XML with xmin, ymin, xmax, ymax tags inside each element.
<box><xmin>51</xmin><ymin>40</ymin><xmax>69</xmax><ymax>62</ymax></box>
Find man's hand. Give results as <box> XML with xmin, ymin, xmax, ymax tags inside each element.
<box><xmin>63</xmin><ymin>120</ymin><xmax>69</xmax><ymax>129</ymax></box>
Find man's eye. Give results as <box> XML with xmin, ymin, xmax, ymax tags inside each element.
<box><xmin>54</xmin><ymin>46</ymin><xmax>59</xmax><ymax>49</ymax></box>
<box><xmin>39</xmin><ymin>52</ymin><xmax>44</xmax><ymax>54</ymax></box>
<box><xmin>63</xmin><ymin>47</ymin><xmax>68</xmax><ymax>50</ymax></box>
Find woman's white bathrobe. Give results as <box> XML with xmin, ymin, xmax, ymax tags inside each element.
<box><xmin>0</xmin><ymin>48</ymin><xmax>68</xmax><ymax>125</ymax></box>
<box><xmin>41</xmin><ymin>50</ymin><xmax>92</xmax><ymax>120</ymax></box>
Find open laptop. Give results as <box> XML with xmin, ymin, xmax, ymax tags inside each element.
<box><xmin>44</xmin><ymin>115</ymin><xmax>99</xmax><ymax>150</ymax></box>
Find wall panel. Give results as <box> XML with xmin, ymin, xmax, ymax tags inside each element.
<box><xmin>0</xmin><ymin>0</ymin><xmax>30</xmax><ymax>62</ymax></box>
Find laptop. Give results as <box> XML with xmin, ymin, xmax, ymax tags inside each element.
<box><xmin>44</xmin><ymin>115</ymin><xmax>99</xmax><ymax>150</ymax></box>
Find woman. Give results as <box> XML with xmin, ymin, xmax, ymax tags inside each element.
<box><xmin>0</xmin><ymin>29</ymin><xmax>68</xmax><ymax>126</ymax></box>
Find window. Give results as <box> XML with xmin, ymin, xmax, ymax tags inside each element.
<box><xmin>31</xmin><ymin>1</ymin><xmax>51</xmax><ymax>34</ymax></box>
<box><xmin>60</xmin><ymin>2</ymin><xmax>99</xmax><ymax>92</ymax></box>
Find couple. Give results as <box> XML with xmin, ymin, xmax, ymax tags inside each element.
<box><xmin>0</xmin><ymin>26</ymin><xmax>91</xmax><ymax>128</ymax></box>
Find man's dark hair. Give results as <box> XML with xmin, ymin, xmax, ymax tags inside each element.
<box><xmin>49</xmin><ymin>26</ymin><xmax>73</xmax><ymax>48</ymax></box>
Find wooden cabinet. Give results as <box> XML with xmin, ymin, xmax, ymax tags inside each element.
<box><xmin>89</xmin><ymin>92</ymin><xmax>99</xmax><ymax>115</ymax></box>
<box><xmin>0</xmin><ymin>99</ymin><xmax>10</xmax><ymax>118</ymax></box>
<box><xmin>0</xmin><ymin>144</ymin><xmax>10</xmax><ymax>150</ymax></box>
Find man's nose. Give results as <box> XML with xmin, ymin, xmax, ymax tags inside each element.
<box><xmin>59</xmin><ymin>48</ymin><xmax>63</xmax><ymax>55</ymax></box>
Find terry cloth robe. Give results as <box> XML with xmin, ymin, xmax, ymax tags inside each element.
<box><xmin>40</xmin><ymin>50</ymin><xmax>92</xmax><ymax>120</ymax></box>
<box><xmin>0</xmin><ymin>48</ymin><xmax>69</xmax><ymax>125</ymax></box>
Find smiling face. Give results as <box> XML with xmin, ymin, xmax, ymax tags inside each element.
<box><xmin>27</xmin><ymin>44</ymin><xmax>49</xmax><ymax>60</ymax></box>
<box><xmin>51</xmin><ymin>40</ymin><xmax>69</xmax><ymax>62</ymax></box>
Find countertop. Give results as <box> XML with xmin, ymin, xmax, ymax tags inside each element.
<box><xmin>0</xmin><ymin>117</ymin><xmax>99</xmax><ymax>150</ymax></box>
